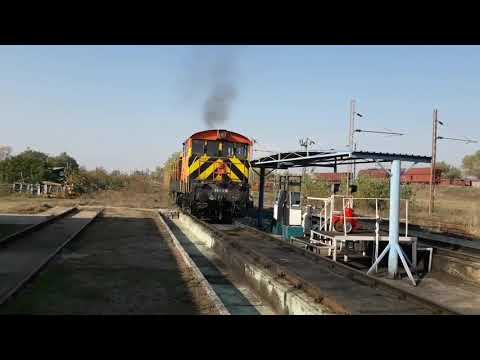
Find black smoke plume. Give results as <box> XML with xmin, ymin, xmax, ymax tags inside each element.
<box><xmin>180</xmin><ymin>46</ymin><xmax>239</xmax><ymax>128</ymax></box>
<box><xmin>203</xmin><ymin>82</ymin><xmax>236</xmax><ymax>127</ymax></box>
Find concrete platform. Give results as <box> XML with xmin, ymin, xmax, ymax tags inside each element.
<box><xmin>379</xmin><ymin>271</ymin><xmax>480</xmax><ymax>315</ymax></box>
<box><xmin>176</xmin><ymin>215</ymin><xmax>450</xmax><ymax>314</ymax></box>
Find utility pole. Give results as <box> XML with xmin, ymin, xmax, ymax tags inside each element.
<box><xmin>299</xmin><ymin>137</ymin><xmax>315</xmax><ymax>193</ymax></box>
<box><xmin>347</xmin><ymin>100</ymin><xmax>355</xmax><ymax>195</ymax></box>
<box><xmin>351</xmin><ymin>100</ymin><xmax>357</xmax><ymax>185</ymax></box>
<box><xmin>348</xmin><ymin>99</ymin><xmax>355</xmax><ymax>151</ymax></box>
<box><xmin>299</xmin><ymin>137</ymin><xmax>315</xmax><ymax>157</ymax></box>
<box><xmin>428</xmin><ymin>108</ymin><xmax>477</xmax><ymax>215</ymax></box>
<box><xmin>429</xmin><ymin>109</ymin><xmax>439</xmax><ymax>215</ymax></box>
<box><xmin>347</xmin><ymin>100</ymin><xmax>363</xmax><ymax>193</ymax></box>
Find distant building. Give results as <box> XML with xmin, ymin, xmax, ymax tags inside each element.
<box><xmin>311</xmin><ymin>172</ymin><xmax>351</xmax><ymax>184</ymax></box>
<box><xmin>358</xmin><ymin>167</ymin><xmax>446</xmax><ymax>185</ymax></box>
<box><xmin>401</xmin><ymin>167</ymin><xmax>442</xmax><ymax>184</ymax></box>
<box><xmin>358</xmin><ymin>168</ymin><xmax>389</xmax><ymax>180</ymax></box>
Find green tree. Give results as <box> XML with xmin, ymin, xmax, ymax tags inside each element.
<box><xmin>0</xmin><ymin>149</ymin><xmax>80</xmax><ymax>184</ymax></box>
<box><xmin>0</xmin><ymin>149</ymin><xmax>48</xmax><ymax>183</ymax></box>
<box><xmin>462</xmin><ymin>151</ymin><xmax>480</xmax><ymax>178</ymax></box>
<box><xmin>356</xmin><ymin>176</ymin><xmax>413</xmax><ymax>210</ymax></box>
<box><xmin>304</xmin><ymin>174</ymin><xmax>334</xmax><ymax>198</ymax></box>
<box><xmin>47</xmin><ymin>152</ymin><xmax>79</xmax><ymax>174</ymax></box>
<box><xmin>436</xmin><ymin>161</ymin><xmax>462</xmax><ymax>180</ymax></box>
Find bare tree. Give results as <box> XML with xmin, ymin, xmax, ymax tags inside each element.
<box><xmin>0</xmin><ymin>145</ymin><xmax>12</xmax><ymax>161</ymax></box>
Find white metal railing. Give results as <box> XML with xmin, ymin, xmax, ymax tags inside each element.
<box><xmin>306</xmin><ymin>195</ymin><xmax>414</xmax><ymax>270</ymax></box>
<box><xmin>339</xmin><ymin>196</ymin><xmax>409</xmax><ymax>238</ymax></box>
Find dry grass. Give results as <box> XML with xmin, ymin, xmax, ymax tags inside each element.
<box><xmin>0</xmin><ymin>194</ymin><xmax>75</xmax><ymax>214</ymax></box>
<box><xmin>409</xmin><ymin>185</ymin><xmax>480</xmax><ymax>238</ymax></box>
<box><xmin>0</xmin><ymin>178</ymin><xmax>172</xmax><ymax>214</ymax></box>
<box><xmin>76</xmin><ymin>187</ymin><xmax>170</xmax><ymax>209</ymax></box>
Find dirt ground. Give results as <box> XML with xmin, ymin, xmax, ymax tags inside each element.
<box><xmin>0</xmin><ymin>207</ymin><xmax>210</xmax><ymax>315</ymax></box>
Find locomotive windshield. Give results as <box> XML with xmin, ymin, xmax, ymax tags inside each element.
<box><xmin>206</xmin><ymin>141</ymin><xmax>219</xmax><ymax>156</ymax></box>
<box><xmin>221</xmin><ymin>142</ymin><xmax>235</xmax><ymax>157</ymax></box>
<box><xmin>192</xmin><ymin>140</ymin><xmax>204</xmax><ymax>155</ymax></box>
<box><xmin>235</xmin><ymin>144</ymin><xmax>248</xmax><ymax>159</ymax></box>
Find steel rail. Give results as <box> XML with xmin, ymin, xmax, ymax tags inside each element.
<box><xmin>0</xmin><ymin>207</ymin><xmax>77</xmax><ymax>247</ymax></box>
<box><xmin>0</xmin><ymin>208</ymin><xmax>104</xmax><ymax>307</ymax></box>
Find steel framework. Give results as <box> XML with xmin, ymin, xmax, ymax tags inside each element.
<box><xmin>250</xmin><ymin>150</ymin><xmax>431</xmax><ymax>283</ymax></box>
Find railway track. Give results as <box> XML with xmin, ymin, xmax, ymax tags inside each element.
<box><xmin>169</xmin><ymin>209</ymin><xmax>459</xmax><ymax>314</ymax></box>
<box><xmin>376</xmin><ymin>222</ymin><xmax>480</xmax><ymax>289</ymax></box>
<box><xmin>361</xmin><ymin>218</ymin><xmax>480</xmax><ymax>253</ymax></box>
<box><xmin>0</xmin><ymin>207</ymin><xmax>103</xmax><ymax>307</ymax></box>
<box><xmin>0</xmin><ymin>206</ymin><xmax>240</xmax><ymax>315</ymax></box>
<box><xmin>1</xmin><ymin>205</ymin><xmax>469</xmax><ymax>314</ymax></box>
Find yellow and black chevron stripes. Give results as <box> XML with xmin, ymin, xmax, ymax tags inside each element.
<box><xmin>197</xmin><ymin>159</ymin><xmax>223</xmax><ymax>181</ymax></box>
<box><xmin>187</xmin><ymin>155</ymin><xmax>250</xmax><ymax>182</ymax></box>
<box><xmin>229</xmin><ymin>156</ymin><xmax>249</xmax><ymax>179</ymax></box>
<box><xmin>188</xmin><ymin>154</ymin><xmax>209</xmax><ymax>174</ymax></box>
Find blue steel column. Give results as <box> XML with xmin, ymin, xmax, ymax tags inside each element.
<box><xmin>257</xmin><ymin>167</ymin><xmax>266</xmax><ymax>228</ymax></box>
<box><xmin>388</xmin><ymin>159</ymin><xmax>401</xmax><ymax>278</ymax></box>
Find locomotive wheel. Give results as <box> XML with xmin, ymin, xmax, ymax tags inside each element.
<box><xmin>218</xmin><ymin>210</ymin><xmax>233</xmax><ymax>224</ymax></box>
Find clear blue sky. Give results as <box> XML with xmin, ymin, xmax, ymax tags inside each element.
<box><xmin>1</xmin><ymin>45</ymin><xmax>479</xmax><ymax>172</ymax></box>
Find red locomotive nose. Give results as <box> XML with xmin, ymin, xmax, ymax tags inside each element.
<box><xmin>216</xmin><ymin>163</ymin><xmax>227</xmax><ymax>175</ymax></box>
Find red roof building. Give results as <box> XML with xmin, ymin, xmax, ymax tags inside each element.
<box><xmin>401</xmin><ymin>167</ymin><xmax>442</xmax><ymax>184</ymax></box>
<box><xmin>311</xmin><ymin>172</ymin><xmax>351</xmax><ymax>184</ymax></box>
<box><xmin>358</xmin><ymin>169</ymin><xmax>389</xmax><ymax>179</ymax></box>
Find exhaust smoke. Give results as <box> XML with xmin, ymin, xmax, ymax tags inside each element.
<box><xmin>181</xmin><ymin>46</ymin><xmax>239</xmax><ymax>129</ymax></box>
<box><xmin>203</xmin><ymin>82</ymin><xmax>236</xmax><ymax>128</ymax></box>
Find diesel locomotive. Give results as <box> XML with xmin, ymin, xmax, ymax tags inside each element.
<box><xmin>169</xmin><ymin>129</ymin><xmax>254</xmax><ymax>223</ymax></box>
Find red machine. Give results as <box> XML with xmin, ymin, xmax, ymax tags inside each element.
<box><xmin>332</xmin><ymin>207</ymin><xmax>360</xmax><ymax>233</ymax></box>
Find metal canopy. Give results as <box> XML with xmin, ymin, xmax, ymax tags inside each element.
<box><xmin>253</xmin><ymin>149</ymin><xmax>432</xmax><ymax>284</ymax></box>
<box><xmin>251</xmin><ymin>150</ymin><xmax>432</xmax><ymax>169</ymax></box>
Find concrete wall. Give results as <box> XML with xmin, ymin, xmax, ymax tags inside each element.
<box><xmin>177</xmin><ymin>213</ymin><xmax>333</xmax><ymax>315</ymax></box>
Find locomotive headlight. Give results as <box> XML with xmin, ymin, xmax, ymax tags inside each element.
<box><xmin>209</xmin><ymin>194</ymin><xmax>216</xmax><ymax>200</ymax></box>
